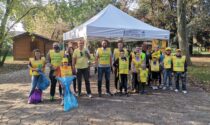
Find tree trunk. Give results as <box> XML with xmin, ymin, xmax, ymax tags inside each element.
<box><xmin>0</xmin><ymin>49</ymin><xmax>9</xmax><ymax>67</ymax></box>
<box><xmin>177</xmin><ymin>0</ymin><xmax>192</xmax><ymax>65</ymax></box>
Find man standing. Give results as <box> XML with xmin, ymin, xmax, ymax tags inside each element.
<box><xmin>113</xmin><ymin>40</ymin><xmax>128</xmax><ymax>93</ymax></box>
<box><xmin>95</xmin><ymin>40</ymin><xmax>112</xmax><ymax>97</ymax></box>
<box><xmin>72</xmin><ymin>40</ymin><xmax>92</xmax><ymax>98</ymax></box>
<box><xmin>46</xmin><ymin>42</ymin><xmax>64</xmax><ymax>101</ymax></box>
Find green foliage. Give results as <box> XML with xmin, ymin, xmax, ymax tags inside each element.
<box><xmin>188</xmin><ymin>65</ymin><xmax>210</xmax><ymax>84</ymax></box>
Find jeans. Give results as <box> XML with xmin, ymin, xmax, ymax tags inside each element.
<box><xmin>73</xmin><ymin>79</ymin><xmax>77</xmax><ymax>93</ymax></box>
<box><xmin>114</xmin><ymin>68</ymin><xmax>119</xmax><ymax>90</ymax></box>
<box><xmin>49</xmin><ymin>70</ymin><xmax>62</xmax><ymax>97</ymax></box>
<box><xmin>132</xmin><ymin>73</ymin><xmax>139</xmax><ymax>91</ymax></box>
<box><xmin>174</xmin><ymin>72</ymin><xmax>187</xmax><ymax>90</ymax></box>
<box><xmin>77</xmin><ymin>68</ymin><xmax>91</xmax><ymax>95</ymax></box>
<box><xmin>163</xmin><ymin>69</ymin><xmax>172</xmax><ymax>87</ymax></box>
<box><xmin>120</xmin><ymin>74</ymin><xmax>128</xmax><ymax>93</ymax></box>
<box><xmin>98</xmin><ymin>67</ymin><xmax>111</xmax><ymax>93</ymax></box>
<box><xmin>29</xmin><ymin>75</ymin><xmax>40</xmax><ymax>97</ymax></box>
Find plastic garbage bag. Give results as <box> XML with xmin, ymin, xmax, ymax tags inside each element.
<box><xmin>37</xmin><ymin>71</ymin><xmax>50</xmax><ymax>90</ymax></box>
<box><xmin>28</xmin><ymin>89</ymin><xmax>42</xmax><ymax>104</ymax></box>
<box><xmin>56</xmin><ymin>76</ymin><xmax>78</xmax><ymax>111</ymax></box>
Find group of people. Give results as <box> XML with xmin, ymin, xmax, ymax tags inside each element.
<box><xmin>28</xmin><ymin>39</ymin><xmax>188</xmax><ymax>106</ymax></box>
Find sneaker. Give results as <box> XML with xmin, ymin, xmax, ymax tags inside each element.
<box><xmin>182</xmin><ymin>90</ymin><xmax>187</xmax><ymax>94</ymax></box>
<box><xmin>162</xmin><ymin>86</ymin><xmax>167</xmax><ymax>90</ymax></box>
<box><xmin>174</xmin><ymin>89</ymin><xmax>179</xmax><ymax>92</ymax></box>
<box><xmin>60</xmin><ymin>100</ymin><xmax>64</xmax><ymax>106</ymax></box>
<box><xmin>105</xmin><ymin>92</ymin><xmax>113</xmax><ymax>96</ymax></box>
<box><xmin>152</xmin><ymin>86</ymin><xmax>156</xmax><ymax>90</ymax></box>
<box><xmin>50</xmin><ymin>96</ymin><xmax>55</xmax><ymax>101</ymax></box>
<box><xmin>77</xmin><ymin>93</ymin><xmax>81</xmax><ymax>97</ymax></box>
<box><xmin>28</xmin><ymin>100</ymin><xmax>31</xmax><ymax>104</ymax></box>
<box><xmin>169</xmin><ymin>86</ymin><xmax>173</xmax><ymax>90</ymax></box>
<box><xmin>87</xmin><ymin>94</ymin><xmax>92</xmax><ymax>98</ymax></box>
<box><xmin>125</xmin><ymin>93</ymin><xmax>129</xmax><ymax>97</ymax></box>
<box><xmin>140</xmin><ymin>91</ymin><xmax>145</xmax><ymax>94</ymax></box>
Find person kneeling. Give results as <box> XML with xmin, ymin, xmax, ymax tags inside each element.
<box><xmin>57</xmin><ymin>58</ymin><xmax>75</xmax><ymax>106</ymax></box>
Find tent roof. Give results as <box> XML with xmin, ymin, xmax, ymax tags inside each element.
<box><xmin>63</xmin><ymin>4</ymin><xmax>170</xmax><ymax>42</ymax></box>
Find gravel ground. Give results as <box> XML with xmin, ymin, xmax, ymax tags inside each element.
<box><xmin>0</xmin><ymin>68</ymin><xmax>210</xmax><ymax>125</ymax></box>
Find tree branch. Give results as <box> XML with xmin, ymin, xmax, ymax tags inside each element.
<box><xmin>5</xmin><ymin>6</ymin><xmax>40</xmax><ymax>36</ymax></box>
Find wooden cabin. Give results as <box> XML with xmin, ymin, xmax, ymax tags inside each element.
<box><xmin>13</xmin><ymin>32</ymin><xmax>57</xmax><ymax>60</ymax></box>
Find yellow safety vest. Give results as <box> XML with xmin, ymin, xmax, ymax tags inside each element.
<box><xmin>29</xmin><ymin>57</ymin><xmax>45</xmax><ymax>76</ymax></box>
<box><xmin>114</xmin><ymin>48</ymin><xmax>128</xmax><ymax>60</ymax></box>
<box><xmin>97</xmin><ymin>48</ymin><xmax>111</xmax><ymax>65</ymax></box>
<box><xmin>139</xmin><ymin>68</ymin><xmax>148</xmax><ymax>83</ymax></box>
<box><xmin>60</xmin><ymin>66</ymin><xmax>72</xmax><ymax>77</ymax></box>
<box><xmin>50</xmin><ymin>50</ymin><xmax>64</xmax><ymax>67</ymax></box>
<box><xmin>164</xmin><ymin>55</ymin><xmax>172</xmax><ymax>69</ymax></box>
<box><xmin>119</xmin><ymin>58</ymin><xmax>129</xmax><ymax>74</ymax></box>
<box><xmin>173</xmin><ymin>56</ymin><xmax>186</xmax><ymax>72</ymax></box>
<box><xmin>132</xmin><ymin>58</ymin><xmax>141</xmax><ymax>70</ymax></box>
<box><xmin>150</xmin><ymin>60</ymin><xmax>160</xmax><ymax>72</ymax></box>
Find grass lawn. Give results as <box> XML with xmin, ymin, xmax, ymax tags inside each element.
<box><xmin>0</xmin><ymin>56</ymin><xmax>28</xmax><ymax>75</ymax></box>
<box><xmin>188</xmin><ymin>65</ymin><xmax>210</xmax><ymax>84</ymax></box>
<box><xmin>189</xmin><ymin>57</ymin><xmax>210</xmax><ymax>91</ymax></box>
<box><xmin>5</xmin><ymin>55</ymin><xmax>14</xmax><ymax>62</ymax></box>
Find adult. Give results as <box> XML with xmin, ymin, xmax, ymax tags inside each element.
<box><xmin>65</xmin><ymin>44</ymin><xmax>77</xmax><ymax>94</ymax></box>
<box><xmin>95</xmin><ymin>40</ymin><xmax>112</xmax><ymax>97</ymax></box>
<box><xmin>72</xmin><ymin>40</ymin><xmax>92</xmax><ymax>98</ymax></box>
<box><xmin>130</xmin><ymin>46</ymin><xmax>142</xmax><ymax>92</ymax></box>
<box><xmin>151</xmin><ymin>45</ymin><xmax>162</xmax><ymax>87</ymax></box>
<box><xmin>113</xmin><ymin>40</ymin><xmax>128</xmax><ymax>93</ymax></box>
<box><xmin>28</xmin><ymin>49</ymin><xmax>45</xmax><ymax>103</ymax></box>
<box><xmin>46</xmin><ymin>42</ymin><xmax>64</xmax><ymax>101</ymax></box>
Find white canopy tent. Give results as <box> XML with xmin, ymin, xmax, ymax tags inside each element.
<box><xmin>63</xmin><ymin>4</ymin><xmax>170</xmax><ymax>42</ymax></box>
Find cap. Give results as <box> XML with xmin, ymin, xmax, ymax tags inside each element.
<box><xmin>176</xmin><ymin>49</ymin><xmax>181</xmax><ymax>52</ymax></box>
<box><xmin>165</xmin><ymin>47</ymin><xmax>171</xmax><ymax>51</ymax></box>
<box><xmin>62</xmin><ymin>58</ymin><xmax>68</xmax><ymax>63</ymax></box>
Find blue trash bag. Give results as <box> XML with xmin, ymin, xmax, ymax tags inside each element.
<box><xmin>37</xmin><ymin>71</ymin><xmax>50</xmax><ymax>91</ymax></box>
<box><xmin>56</xmin><ymin>76</ymin><xmax>78</xmax><ymax>112</ymax></box>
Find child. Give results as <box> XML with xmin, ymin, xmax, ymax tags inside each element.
<box><xmin>162</xmin><ymin>47</ymin><xmax>173</xmax><ymax>90</ymax></box>
<box><xmin>57</xmin><ymin>58</ymin><xmax>74</xmax><ymax>105</ymax></box>
<box><xmin>113</xmin><ymin>50</ymin><xmax>129</xmax><ymax>96</ymax></box>
<box><xmin>172</xmin><ymin>49</ymin><xmax>187</xmax><ymax>94</ymax></box>
<box><xmin>150</xmin><ymin>55</ymin><xmax>160</xmax><ymax>90</ymax></box>
<box><xmin>139</xmin><ymin>63</ymin><xmax>148</xmax><ymax>94</ymax></box>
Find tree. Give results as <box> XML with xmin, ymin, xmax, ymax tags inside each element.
<box><xmin>177</xmin><ymin>0</ymin><xmax>192</xmax><ymax>64</ymax></box>
<box><xmin>0</xmin><ymin>0</ymin><xmax>41</xmax><ymax>66</ymax></box>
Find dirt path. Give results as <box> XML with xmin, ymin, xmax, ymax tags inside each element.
<box><xmin>0</xmin><ymin>69</ymin><xmax>210</xmax><ymax>125</ymax></box>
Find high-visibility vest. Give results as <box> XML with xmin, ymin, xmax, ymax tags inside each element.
<box><xmin>173</xmin><ymin>56</ymin><xmax>186</xmax><ymax>72</ymax></box>
<box><xmin>60</xmin><ymin>66</ymin><xmax>72</xmax><ymax>77</ymax></box>
<box><xmin>29</xmin><ymin>57</ymin><xmax>45</xmax><ymax>76</ymax></box>
<box><xmin>150</xmin><ymin>60</ymin><xmax>160</xmax><ymax>72</ymax></box>
<box><xmin>163</xmin><ymin>55</ymin><xmax>172</xmax><ymax>69</ymax></box>
<box><xmin>114</xmin><ymin>48</ymin><xmax>128</xmax><ymax>60</ymax></box>
<box><xmin>139</xmin><ymin>68</ymin><xmax>148</xmax><ymax>83</ymax></box>
<box><xmin>119</xmin><ymin>58</ymin><xmax>129</xmax><ymax>74</ymax></box>
<box><xmin>97</xmin><ymin>48</ymin><xmax>111</xmax><ymax>65</ymax></box>
<box><xmin>140</xmin><ymin>52</ymin><xmax>146</xmax><ymax>64</ymax></box>
<box><xmin>132</xmin><ymin>58</ymin><xmax>141</xmax><ymax>70</ymax></box>
<box><xmin>49</xmin><ymin>50</ymin><xmax>64</xmax><ymax>67</ymax></box>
